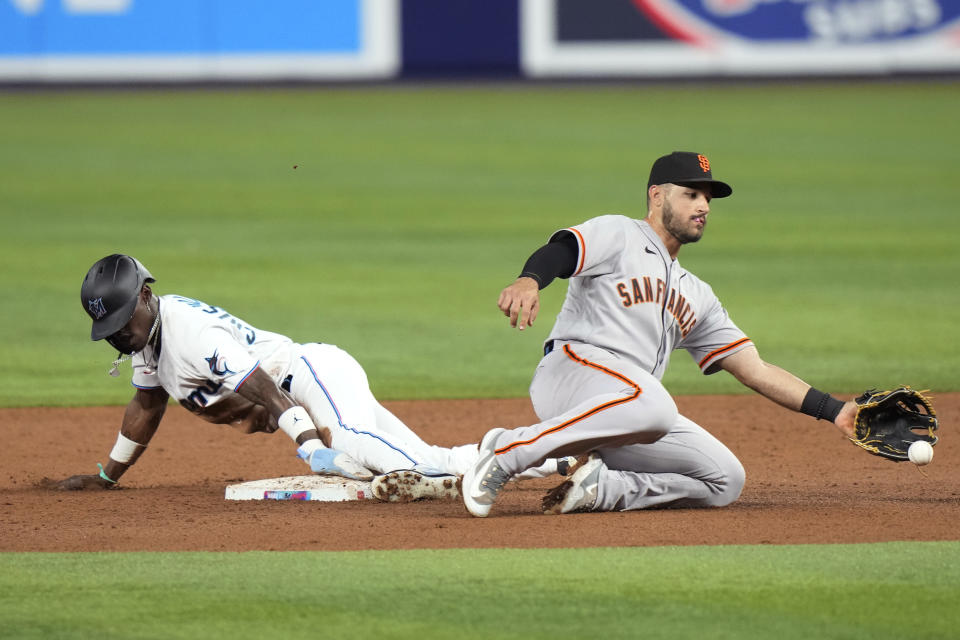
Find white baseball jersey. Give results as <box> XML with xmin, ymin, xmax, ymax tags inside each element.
<box><xmin>125</xmin><ymin>294</ymin><xmax>483</xmax><ymax>475</ymax></box>
<box><xmin>130</xmin><ymin>295</ymin><xmax>294</xmax><ymax>419</ymax></box>
<box><xmin>545</xmin><ymin>215</ymin><xmax>752</xmax><ymax>378</ymax></box>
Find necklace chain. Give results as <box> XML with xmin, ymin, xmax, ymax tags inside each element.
<box><xmin>108</xmin><ymin>302</ymin><xmax>161</xmax><ymax>377</ymax></box>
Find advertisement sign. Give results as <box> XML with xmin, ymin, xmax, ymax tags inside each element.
<box><xmin>522</xmin><ymin>0</ymin><xmax>960</xmax><ymax>76</ymax></box>
<box><xmin>0</xmin><ymin>0</ymin><xmax>399</xmax><ymax>81</ymax></box>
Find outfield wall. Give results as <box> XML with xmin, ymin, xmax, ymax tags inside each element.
<box><xmin>1</xmin><ymin>0</ymin><xmax>958</xmax><ymax>82</ymax></box>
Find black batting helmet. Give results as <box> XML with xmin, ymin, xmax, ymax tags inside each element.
<box><xmin>81</xmin><ymin>254</ymin><xmax>155</xmax><ymax>341</ymax></box>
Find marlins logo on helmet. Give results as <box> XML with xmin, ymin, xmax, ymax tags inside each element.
<box><xmin>88</xmin><ymin>297</ymin><xmax>107</xmax><ymax>320</ymax></box>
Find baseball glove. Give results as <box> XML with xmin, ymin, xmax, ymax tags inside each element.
<box><xmin>851</xmin><ymin>386</ymin><xmax>938</xmax><ymax>461</ymax></box>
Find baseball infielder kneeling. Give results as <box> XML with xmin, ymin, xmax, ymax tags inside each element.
<box><xmin>462</xmin><ymin>151</ymin><xmax>860</xmax><ymax>518</ymax></box>
<box><xmin>60</xmin><ymin>254</ymin><xmax>486</xmax><ymax>494</ymax></box>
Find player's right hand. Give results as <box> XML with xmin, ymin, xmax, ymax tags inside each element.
<box><xmin>498</xmin><ymin>277</ymin><xmax>540</xmax><ymax>330</ymax></box>
<box><xmin>57</xmin><ymin>474</ymin><xmax>114</xmax><ymax>491</ymax></box>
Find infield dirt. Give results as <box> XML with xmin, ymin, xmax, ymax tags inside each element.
<box><xmin>2</xmin><ymin>394</ymin><xmax>956</xmax><ymax>551</ymax></box>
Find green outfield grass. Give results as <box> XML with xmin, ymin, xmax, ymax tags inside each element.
<box><xmin>1</xmin><ymin>542</ymin><xmax>957</xmax><ymax>639</ymax></box>
<box><xmin>0</xmin><ymin>82</ymin><xmax>957</xmax><ymax>407</ymax></box>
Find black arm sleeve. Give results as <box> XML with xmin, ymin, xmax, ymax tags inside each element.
<box><xmin>518</xmin><ymin>231</ymin><xmax>579</xmax><ymax>290</ymax></box>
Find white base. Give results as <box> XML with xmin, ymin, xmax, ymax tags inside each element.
<box><xmin>225</xmin><ymin>475</ymin><xmax>374</xmax><ymax>502</ymax></box>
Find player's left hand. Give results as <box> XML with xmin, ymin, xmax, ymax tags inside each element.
<box><xmin>57</xmin><ymin>474</ymin><xmax>114</xmax><ymax>491</ymax></box>
<box><xmin>849</xmin><ymin>387</ymin><xmax>938</xmax><ymax>461</ymax></box>
<box><xmin>833</xmin><ymin>401</ymin><xmax>857</xmax><ymax>438</ymax></box>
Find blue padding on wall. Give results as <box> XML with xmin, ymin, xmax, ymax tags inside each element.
<box><xmin>401</xmin><ymin>0</ymin><xmax>519</xmax><ymax>77</ymax></box>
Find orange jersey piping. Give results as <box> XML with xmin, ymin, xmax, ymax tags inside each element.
<box><xmin>569</xmin><ymin>227</ymin><xmax>586</xmax><ymax>276</ymax></box>
<box><xmin>494</xmin><ymin>344</ymin><xmax>642</xmax><ymax>455</ymax></box>
<box><xmin>698</xmin><ymin>337</ymin><xmax>752</xmax><ymax>369</ymax></box>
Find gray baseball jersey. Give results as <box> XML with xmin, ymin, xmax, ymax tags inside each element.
<box><xmin>545</xmin><ymin>215</ymin><xmax>751</xmax><ymax>379</ymax></box>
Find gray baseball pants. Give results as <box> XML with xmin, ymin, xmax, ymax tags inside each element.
<box><xmin>488</xmin><ymin>340</ymin><xmax>745</xmax><ymax>510</ymax></box>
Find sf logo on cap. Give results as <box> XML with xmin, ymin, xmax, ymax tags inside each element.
<box><xmin>697</xmin><ymin>155</ymin><xmax>711</xmax><ymax>173</ymax></box>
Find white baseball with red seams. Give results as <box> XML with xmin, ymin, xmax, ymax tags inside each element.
<box><xmin>908</xmin><ymin>441</ymin><xmax>934</xmax><ymax>466</ymax></box>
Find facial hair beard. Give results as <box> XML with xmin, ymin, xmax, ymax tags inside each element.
<box><xmin>662</xmin><ymin>197</ymin><xmax>703</xmax><ymax>245</ymax></box>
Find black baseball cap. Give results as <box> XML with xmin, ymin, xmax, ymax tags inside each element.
<box><xmin>81</xmin><ymin>254</ymin><xmax>155</xmax><ymax>341</ymax></box>
<box><xmin>647</xmin><ymin>151</ymin><xmax>733</xmax><ymax>198</ymax></box>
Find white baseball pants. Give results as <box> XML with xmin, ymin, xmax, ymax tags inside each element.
<box><xmin>286</xmin><ymin>343</ymin><xmax>478</xmax><ymax>475</ymax></box>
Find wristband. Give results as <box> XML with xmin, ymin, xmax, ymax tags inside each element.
<box><xmin>109</xmin><ymin>432</ymin><xmax>147</xmax><ymax>465</ymax></box>
<box><xmin>97</xmin><ymin>462</ymin><xmax>117</xmax><ymax>484</ymax></box>
<box><xmin>278</xmin><ymin>405</ymin><xmax>315</xmax><ymax>440</ymax></box>
<box><xmin>800</xmin><ymin>387</ymin><xmax>845</xmax><ymax>422</ymax></box>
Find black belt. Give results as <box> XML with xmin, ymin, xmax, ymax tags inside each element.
<box><xmin>280</xmin><ymin>374</ymin><xmax>293</xmax><ymax>392</ymax></box>
<box><xmin>544</xmin><ymin>340</ymin><xmax>555</xmax><ymax>356</ymax></box>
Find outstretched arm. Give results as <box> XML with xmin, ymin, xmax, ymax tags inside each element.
<box><xmin>719</xmin><ymin>346</ymin><xmax>856</xmax><ymax>438</ymax></box>
<box><xmin>498</xmin><ymin>276</ymin><xmax>542</xmax><ymax>330</ymax></box>
<box><xmin>58</xmin><ymin>387</ymin><xmax>169</xmax><ymax>490</ymax></box>
<box><xmin>498</xmin><ymin>232</ymin><xmax>578</xmax><ymax>330</ymax></box>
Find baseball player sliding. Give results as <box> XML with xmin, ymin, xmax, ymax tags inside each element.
<box><xmin>59</xmin><ymin>255</ymin><xmax>488</xmax><ymax>496</ymax></box>
<box><xmin>462</xmin><ymin>151</ymin><xmax>859</xmax><ymax>517</ymax></box>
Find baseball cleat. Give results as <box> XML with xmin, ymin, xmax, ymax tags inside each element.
<box><xmin>372</xmin><ymin>470</ymin><xmax>461</xmax><ymax>503</ymax></box>
<box><xmin>542</xmin><ymin>453</ymin><xmax>604</xmax><ymax>515</ymax></box>
<box><xmin>305</xmin><ymin>448</ymin><xmax>374</xmax><ymax>482</ymax></box>
<box><xmin>461</xmin><ymin>428</ymin><xmax>511</xmax><ymax>518</ymax></box>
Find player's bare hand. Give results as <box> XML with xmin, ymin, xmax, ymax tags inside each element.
<box><xmin>498</xmin><ymin>277</ymin><xmax>540</xmax><ymax>330</ymax></box>
<box><xmin>57</xmin><ymin>474</ymin><xmax>113</xmax><ymax>491</ymax></box>
<box><xmin>833</xmin><ymin>401</ymin><xmax>857</xmax><ymax>439</ymax></box>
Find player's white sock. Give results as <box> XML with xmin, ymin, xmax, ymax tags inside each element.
<box><xmin>295</xmin><ymin>439</ymin><xmax>326</xmax><ymax>459</ymax></box>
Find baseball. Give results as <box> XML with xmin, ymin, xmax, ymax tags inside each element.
<box><xmin>908</xmin><ymin>441</ymin><xmax>934</xmax><ymax>466</ymax></box>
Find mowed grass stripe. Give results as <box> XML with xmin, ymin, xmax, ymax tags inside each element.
<box><xmin>1</xmin><ymin>542</ymin><xmax>957</xmax><ymax>639</ymax></box>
